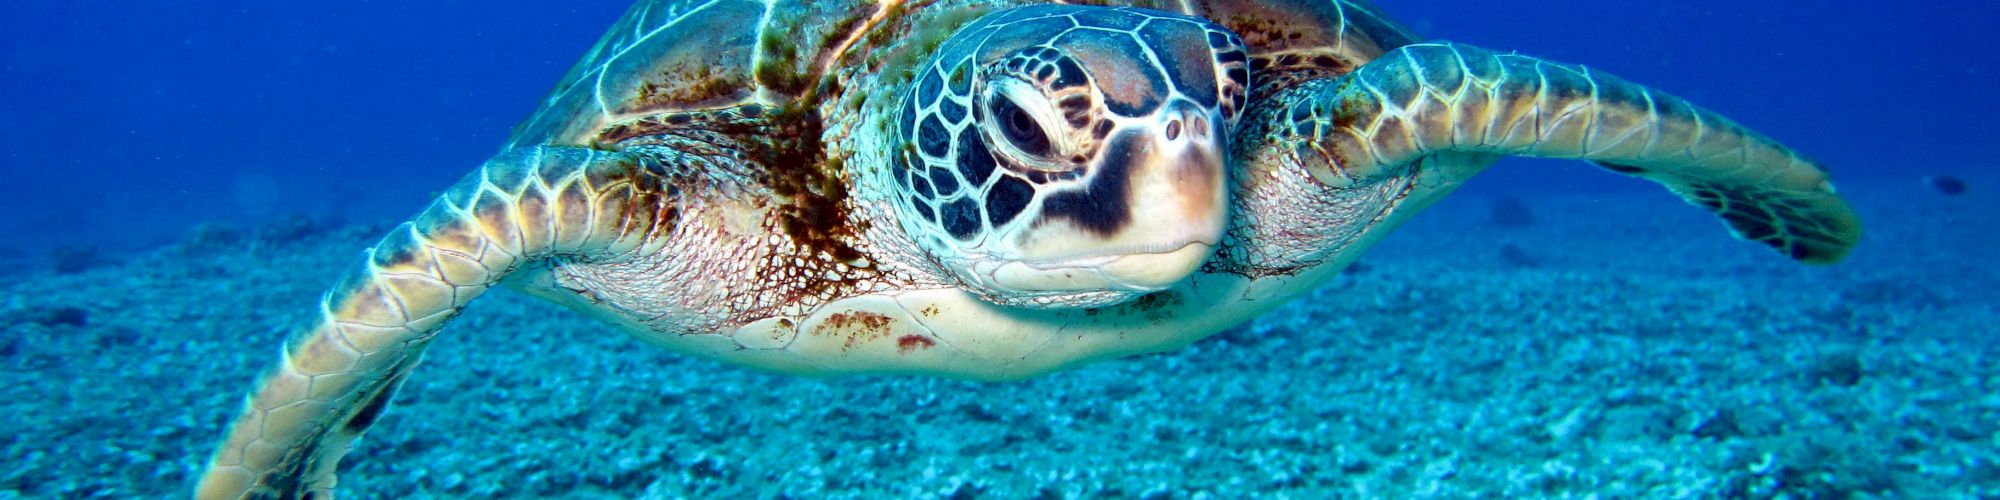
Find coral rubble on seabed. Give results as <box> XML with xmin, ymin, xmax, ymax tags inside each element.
<box><xmin>0</xmin><ymin>182</ymin><xmax>1994</xmax><ymax>498</ymax></box>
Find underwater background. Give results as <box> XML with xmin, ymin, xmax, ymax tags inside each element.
<box><xmin>2</xmin><ymin>0</ymin><xmax>1996</xmax><ymax>497</ymax></box>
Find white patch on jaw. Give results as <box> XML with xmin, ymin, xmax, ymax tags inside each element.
<box><xmin>921</xmin><ymin>96</ymin><xmax>1228</xmax><ymax>310</ymax></box>
<box><xmin>990</xmin><ymin>258</ymin><xmax>1117</xmax><ymax>292</ymax></box>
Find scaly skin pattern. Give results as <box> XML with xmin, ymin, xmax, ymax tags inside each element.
<box><xmin>1256</xmin><ymin>41</ymin><xmax>1861</xmax><ymax>262</ymax></box>
<box><xmin>197</xmin><ymin>1</ymin><xmax>1861</xmax><ymax>498</ymax></box>
<box><xmin>195</xmin><ymin>146</ymin><xmax>682</xmax><ymax>498</ymax></box>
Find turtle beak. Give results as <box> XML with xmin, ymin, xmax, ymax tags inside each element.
<box><xmin>1101</xmin><ymin>101</ymin><xmax>1229</xmax><ymax>288</ymax></box>
<box><xmin>1002</xmin><ymin>100</ymin><xmax>1229</xmax><ymax>293</ymax></box>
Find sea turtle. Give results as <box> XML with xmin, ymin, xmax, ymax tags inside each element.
<box><xmin>197</xmin><ymin>0</ymin><xmax>1861</xmax><ymax>497</ymax></box>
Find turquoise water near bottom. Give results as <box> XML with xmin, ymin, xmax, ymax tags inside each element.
<box><xmin>2</xmin><ymin>181</ymin><xmax>1993</xmax><ymax>497</ymax></box>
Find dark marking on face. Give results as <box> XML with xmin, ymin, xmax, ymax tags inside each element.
<box><xmin>928</xmin><ymin>165</ymin><xmax>961</xmax><ymax>195</ymax></box>
<box><xmin>899</xmin><ymin>97</ymin><xmax>919</xmax><ymax>143</ymax></box>
<box><xmin>1055</xmin><ymin>29</ymin><xmax>1165</xmax><ymax>117</ymax></box>
<box><xmin>1051</xmin><ymin>57</ymin><xmax>1088</xmax><ymax>89</ymax></box>
<box><xmin>955</xmin><ymin>126</ymin><xmax>997</xmax><ymax>183</ymax></box>
<box><xmin>912</xmin><ymin>172</ymin><xmax>936</xmax><ymax>199</ymax></box>
<box><xmin>918</xmin><ymin>195</ymin><xmax>939</xmax><ymax>224</ymax></box>
<box><xmin>1039</xmin><ymin>130</ymin><xmax>1141</xmax><ymax>236</ymax></box>
<box><xmin>1029</xmin><ymin>46</ymin><xmax>1057</xmax><ymax>62</ymax></box>
<box><xmin>985</xmin><ymin>174</ymin><xmax>1034</xmax><ymax>226</ymax></box>
<box><xmin>918</xmin><ymin>115</ymin><xmax>950</xmax><ymax>158</ymax></box>
<box><xmin>939</xmin><ymin>98</ymin><xmax>967</xmax><ymax>123</ymax></box>
<box><xmin>917</xmin><ymin>67</ymin><xmax>944</xmax><ymax>107</ymax></box>
<box><xmin>1057</xmin><ymin>95</ymin><xmax>1092</xmax><ymax>127</ymax></box>
<box><xmin>940</xmin><ymin>196</ymin><xmax>983</xmax><ymax>240</ymax></box>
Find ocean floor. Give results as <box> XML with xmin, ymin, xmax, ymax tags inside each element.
<box><xmin>2</xmin><ymin>180</ymin><xmax>1995</xmax><ymax>498</ymax></box>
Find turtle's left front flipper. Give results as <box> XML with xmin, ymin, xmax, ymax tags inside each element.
<box><xmin>196</xmin><ymin>146</ymin><xmax>677</xmax><ymax>499</ymax></box>
<box><xmin>1262</xmin><ymin>41</ymin><xmax>1861</xmax><ymax>263</ymax></box>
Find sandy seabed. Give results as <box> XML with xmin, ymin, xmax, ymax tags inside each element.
<box><xmin>2</xmin><ymin>181</ymin><xmax>1994</xmax><ymax>498</ymax></box>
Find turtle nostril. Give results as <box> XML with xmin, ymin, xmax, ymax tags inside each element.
<box><xmin>1191</xmin><ymin>115</ymin><xmax>1209</xmax><ymax>138</ymax></box>
<box><xmin>1165</xmin><ymin>120</ymin><xmax>1183</xmax><ymax>140</ymax></box>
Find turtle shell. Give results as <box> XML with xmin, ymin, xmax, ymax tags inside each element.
<box><xmin>1188</xmin><ymin>0</ymin><xmax>1417</xmax><ymax>55</ymax></box>
<box><xmin>504</xmin><ymin>0</ymin><xmax>885</xmax><ymax>149</ymax></box>
<box><xmin>501</xmin><ymin>0</ymin><xmax>1419</xmax><ymax>151</ymax></box>
<box><xmin>1184</xmin><ymin>0</ymin><xmax>1420</xmax><ymax>98</ymax></box>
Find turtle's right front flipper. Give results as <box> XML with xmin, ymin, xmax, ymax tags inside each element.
<box><xmin>195</xmin><ymin>146</ymin><xmax>676</xmax><ymax>499</ymax></box>
<box><xmin>1256</xmin><ymin>41</ymin><xmax>1862</xmax><ymax>263</ymax></box>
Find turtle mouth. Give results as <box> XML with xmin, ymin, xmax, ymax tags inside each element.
<box><xmin>975</xmin><ymin>239</ymin><xmax>1217</xmax><ymax>295</ymax></box>
<box><xmin>1018</xmin><ymin>238</ymin><xmax>1217</xmax><ymax>269</ymax></box>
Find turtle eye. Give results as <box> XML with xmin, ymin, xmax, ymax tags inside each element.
<box><xmin>990</xmin><ymin>96</ymin><xmax>1052</xmax><ymax>158</ymax></box>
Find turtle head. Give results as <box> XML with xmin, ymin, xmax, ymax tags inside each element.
<box><xmin>887</xmin><ymin>6</ymin><xmax>1250</xmax><ymax>308</ymax></box>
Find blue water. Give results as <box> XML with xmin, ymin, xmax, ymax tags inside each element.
<box><xmin>3</xmin><ymin>1</ymin><xmax>1994</xmax><ymax>258</ymax></box>
<box><xmin>3</xmin><ymin>1</ymin><xmax>1998</xmax><ymax>497</ymax></box>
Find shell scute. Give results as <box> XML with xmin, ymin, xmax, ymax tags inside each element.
<box><xmin>1194</xmin><ymin>0</ymin><xmax>1416</xmax><ymax>55</ymax></box>
<box><xmin>508</xmin><ymin>0</ymin><xmax>766</xmax><ymax>146</ymax></box>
